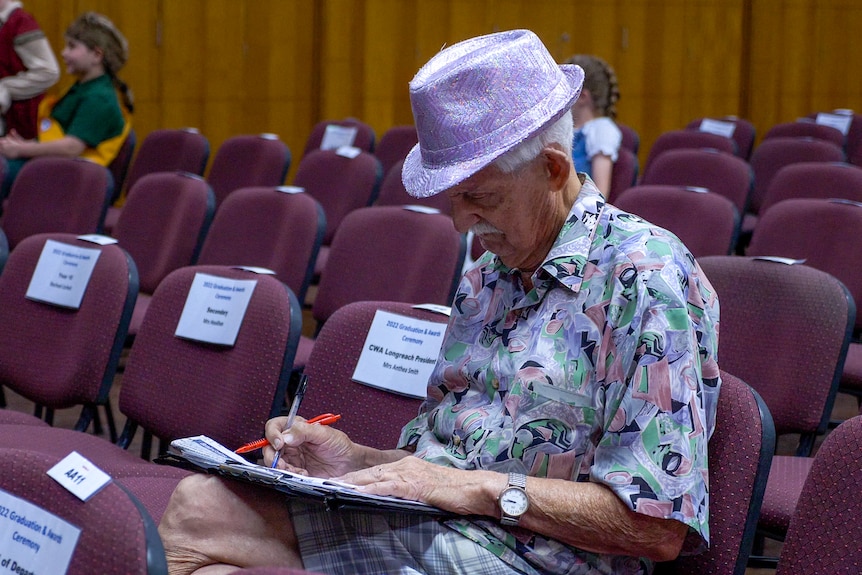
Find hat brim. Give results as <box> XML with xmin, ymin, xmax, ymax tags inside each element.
<box><xmin>402</xmin><ymin>64</ymin><xmax>584</xmax><ymax>199</ymax></box>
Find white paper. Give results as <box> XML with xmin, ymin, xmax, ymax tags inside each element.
<box><xmin>174</xmin><ymin>273</ymin><xmax>257</xmax><ymax>346</ymax></box>
<box><xmin>276</xmin><ymin>185</ymin><xmax>304</xmax><ymax>194</ymax></box>
<box><xmin>0</xmin><ymin>488</ymin><xmax>81</xmax><ymax>574</ymax></box>
<box><xmin>46</xmin><ymin>452</ymin><xmax>112</xmax><ymax>502</ymax></box>
<box><xmin>25</xmin><ymin>240</ymin><xmax>101</xmax><ymax>309</ymax></box>
<box><xmin>685</xmin><ymin>186</ymin><xmax>710</xmax><ymax>194</ymax></box>
<box><xmin>698</xmin><ymin>118</ymin><xmax>736</xmax><ymax>138</ymax></box>
<box><xmin>752</xmin><ymin>256</ymin><xmax>806</xmax><ymax>265</ymax></box>
<box><xmin>233</xmin><ymin>266</ymin><xmax>276</xmax><ymax>275</ymax></box>
<box><xmin>402</xmin><ymin>205</ymin><xmax>441</xmax><ymax>214</ymax></box>
<box><xmin>351</xmin><ymin>310</ymin><xmax>447</xmax><ymax>398</ymax></box>
<box><xmin>76</xmin><ymin>234</ymin><xmax>118</xmax><ymax>246</ymax></box>
<box><xmin>320</xmin><ymin>125</ymin><xmax>357</xmax><ymax>150</ymax></box>
<box><xmin>815</xmin><ymin>112</ymin><xmax>853</xmax><ymax>136</ymax></box>
<box><xmin>411</xmin><ymin>303</ymin><xmax>452</xmax><ymax>316</ymax></box>
<box><xmin>335</xmin><ymin>145</ymin><xmax>362</xmax><ymax>158</ymax></box>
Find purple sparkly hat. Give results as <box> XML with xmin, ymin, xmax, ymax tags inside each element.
<box><xmin>402</xmin><ymin>29</ymin><xmax>584</xmax><ymax>198</ymax></box>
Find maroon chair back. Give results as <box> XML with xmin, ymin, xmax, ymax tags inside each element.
<box><xmin>117</xmin><ymin>265</ymin><xmax>302</xmax><ymax>456</ymax></box>
<box><xmin>1</xmin><ymin>157</ymin><xmax>112</xmax><ymax>249</ymax></box>
<box><xmin>763</xmin><ymin>120</ymin><xmax>845</xmax><ymax>148</ymax></box>
<box><xmin>613</xmin><ymin>185</ymin><xmax>739</xmax><ymax>257</ymax></box>
<box><xmin>197</xmin><ymin>186</ymin><xmax>324</xmax><ymax>304</ymax></box>
<box><xmin>806</xmin><ymin>109</ymin><xmax>862</xmax><ymax>166</ymax></box>
<box><xmin>776</xmin><ymin>415</ymin><xmax>862</xmax><ymax>575</ymax></box>
<box><xmin>607</xmin><ymin>146</ymin><xmax>639</xmax><ymax>204</ymax></box>
<box><xmin>107</xmin><ymin>128</ymin><xmax>136</xmax><ymax>201</ymax></box>
<box><xmin>643</xmin><ymin>129</ymin><xmax>737</xmax><ymax>179</ymax></box>
<box><xmin>375</xmin><ymin>124</ymin><xmax>419</xmax><ymax>178</ymax></box>
<box><xmin>114</xmin><ymin>172</ymin><xmax>215</xmax><ymax>295</ymax></box>
<box><xmin>302</xmin><ymin>301</ymin><xmax>449</xmax><ymax>450</ymax></box>
<box><xmin>697</xmin><ymin>256</ymin><xmax>853</xmax><ymax>447</ymax></box>
<box><xmin>639</xmin><ymin>148</ymin><xmax>753</xmax><ymax>214</ymax></box>
<box><xmin>748</xmin><ymin>197</ymin><xmax>862</xmax><ymax>333</ymax></box>
<box><xmin>0</xmin><ymin>233</ymin><xmax>137</xmax><ymax>432</ymax></box>
<box><xmin>313</xmin><ymin>206</ymin><xmax>465</xmax><ymax>326</ymax></box>
<box><xmin>748</xmin><ymin>136</ymin><xmax>845</xmax><ymax>216</ymax></box>
<box><xmin>375</xmin><ymin>158</ymin><xmax>452</xmax><ymax>216</ymax></box>
<box><xmin>123</xmin><ymin>128</ymin><xmax>210</xmax><ymax>195</ymax></box>
<box><xmin>206</xmin><ymin>134</ymin><xmax>291</xmax><ymax>207</ymax></box>
<box><xmin>655</xmin><ymin>370</ymin><xmax>775</xmax><ymax>575</ymax></box>
<box><xmin>758</xmin><ymin>161</ymin><xmax>862</xmax><ymax>216</ymax></box>
<box><xmin>616</xmin><ymin>121</ymin><xmax>640</xmax><ymax>156</ymax></box>
<box><xmin>303</xmin><ymin>118</ymin><xmax>376</xmax><ymax>156</ymax></box>
<box><xmin>686</xmin><ymin>116</ymin><xmax>756</xmax><ymax>160</ymax></box>
<box><xmin>0</xmin><ymin>448</ymin><xmax>167</xmax><ymax>574</ymax></box>
<box><xmin>292</xmin><ymin>148</ymin><xmax>383</xmax><ymax>247</ymax></box>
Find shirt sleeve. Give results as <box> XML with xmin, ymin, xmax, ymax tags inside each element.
<box><xmin>0</xmin><ymin>36</ymin><xmax>59</xmax><ymax>111</ymax></box>
<box><xmin>588</xmin><ymin>233</ymin><xmax>721</xmax><ymax>554</ymax></box>
<box><xmin>582</xmin><ymin>117</ymin><xmax>622</xmax><ymax>163</ymax></box>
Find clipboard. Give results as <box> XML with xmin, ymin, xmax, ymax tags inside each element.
<box><xmin>155</xmin><ymin>435</ymin><xmax>450</xmax><ymax>516</ymax></box>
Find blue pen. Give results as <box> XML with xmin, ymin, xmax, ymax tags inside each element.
<box><xmin>272</xmin><ymin>374</ymin><xmax>308</xmax><ymax>469</ymax></box>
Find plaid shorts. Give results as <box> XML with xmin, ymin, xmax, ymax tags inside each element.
<box><xmin>288</xmin><ymin>500</ymin><xmax>541</xmax><ymax>575</ymax></box>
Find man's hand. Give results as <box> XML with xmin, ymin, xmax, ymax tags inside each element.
<box><xmin>264</xmin><ymin>415</ymin><xmax>361</xmax><ymax>478</ymax></box>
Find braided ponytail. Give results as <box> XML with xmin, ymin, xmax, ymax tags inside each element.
<box><xmin>563</xmin><ymin>54</ymin><xmax>620</xmax><ymax>120</ymax></box>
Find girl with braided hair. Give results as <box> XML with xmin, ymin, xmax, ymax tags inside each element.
<box><xmin>564</xmin><ymin>54</ymin><xmax>621</xmax><ymax>198</ymax></box>
<box><xmin>0</xmin><ymin>11</ymin><xmax>132</xmax><ymax>195</ymax></box>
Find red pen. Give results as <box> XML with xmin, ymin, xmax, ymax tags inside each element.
<box><xmin>234</xmin><ymin>413</ymin><xmax>342</xmax><ymax>454</ymax></box>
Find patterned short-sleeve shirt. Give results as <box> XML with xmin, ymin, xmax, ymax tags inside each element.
<box><xmin>398</xmin><ymin>178</ymin><xmax>721</xmax><ymax>575</ymax></box>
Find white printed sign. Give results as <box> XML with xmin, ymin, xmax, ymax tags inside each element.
<box><xmin>815</xmin><ymin>112</ymin><xmax>853</xmax><ymax>136</ymax></box>
<box><xmin>46</xmin><ymin>452</ymin><xmax>111</xmax><ymax>502</ymax></box>
<box><xmin>25</xmin><ymin>240</ymin><xmax>101</xmax><ymax>309</ymax></box>
<box><xmin>174</xmin><ymin>273</ymin><xmax>257</xmax><ymax>346</ymax></box>
<box><xmin>320</xmin><ymin>125</ymin><xmax>357</xmax><ymax>150</ymax></box>
<box><xmin>0</xmin><ymin>488</ymin><xmax>81</xmax><ymax>575</ymax></box>
<box><xmin>698</xmin><ymin>118</ymin><xmax>736</xmax><ymax>138</ymax></box>
<box><xmin>351</xmin><ymin>310</ymin><xmax>447</xmax><ymax>398</ymax></box>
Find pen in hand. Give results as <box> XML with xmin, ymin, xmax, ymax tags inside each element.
<box><xmin>271</xmin><ymin>373</ymin><xmax>307</xmax><ymax>468</ymax></box>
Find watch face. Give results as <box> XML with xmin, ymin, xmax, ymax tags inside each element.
<box><xmin>500</xmin><ymin>487</ymin><xmax>529</xmax><ymax>516</ymax></box>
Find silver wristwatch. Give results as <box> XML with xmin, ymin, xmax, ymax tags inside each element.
<box><xmin>498</xmin><ymin>472</ymin><xmax>529</xmax><ymax>526</ymax></box>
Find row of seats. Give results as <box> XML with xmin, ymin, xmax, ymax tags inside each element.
<box><xmin>3</xmin><ymin>245</ymin><xmax>862</xmax><ymax>573</ymax></box>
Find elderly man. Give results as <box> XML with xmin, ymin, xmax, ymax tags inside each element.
<box><xmin>158</xmin><ymin>29</ymin><xmax>720</xmax><ymax>575</ymax></box>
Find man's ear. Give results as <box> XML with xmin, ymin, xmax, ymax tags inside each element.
<box><xmin>542</xmin><ymin>146</ymin><xmax>571</xmax><ymax>191</ymax></box>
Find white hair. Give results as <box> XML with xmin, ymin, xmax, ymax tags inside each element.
<box><xmin>493</xmin><ymin>110</ymin><xmax>574</xmax><ymax>174</ymax></box>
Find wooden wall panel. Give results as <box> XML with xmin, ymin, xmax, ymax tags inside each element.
<box><xmin>20</xmin><ymin>0</ymin><xmax>862</xmax><ymax>178</ymax></box>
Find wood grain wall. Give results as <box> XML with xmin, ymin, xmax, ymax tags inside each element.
<box><xmin>24</xmin><ymin>0</ymin><xmax>862</xmax><ymax>180</ymax></box>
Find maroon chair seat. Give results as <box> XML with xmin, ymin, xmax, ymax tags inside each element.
<box><xmin>107</xmin><ymin>128</ymin><xmax>136</xmax><ymax>202</ymax></box>
<box><xmin>806</xmin><ymin>109</ymin><xmax>862</xmax><ymax>166</ymax></box>
<box><xmin>613</xmin><ymin>185</ymin><xmax>739</xmax><ymax>257</ymax></box>
<box><xmin>616</xmin><ymin>121</ymin><xmax>640</xmax><ymax>156</ymax></box>
<box><xmin>655</xmin><ymin>370</ymin><xmax>774</xmax><ymax>575</ymax></box>
<box><xmin>206</xmin><ymin>134</ymin><xmax>291</xmax><ymax>208</ymax></box>
<box><xmin>197</xmin><ymin>186</ymin><xmax>324</xmax><ymax>305</ymax></box>
<box><xmin>0</xmin><ymin>157</ymin><xmax>112</xmax><ymax>249</ymax></box>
